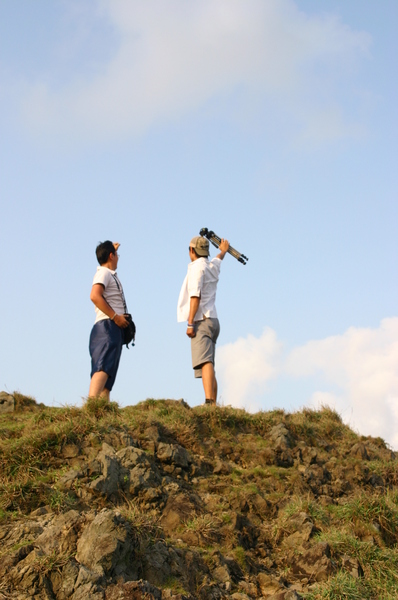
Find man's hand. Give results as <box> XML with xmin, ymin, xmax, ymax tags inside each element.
<box><xmin>114</xmin><ymin>314</ymin><xmax>129</xmax><ymax>328</ymax></box>
<box><xmin>113</xmin><ymin>242</ymin><xmax>120</xmax><ymax>251</ymax></box>
<box><xmin>217</xmin><ymin>239</ymin><xmax>229</xmax><ymax>259</ymax></box>
<box><xmin>186</xmin><ymin>325</ymin><xmax>196</xmax><ymax>338</ymax></box>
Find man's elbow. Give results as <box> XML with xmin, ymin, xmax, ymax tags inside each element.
<box><xmin>90</xmin><ymin>290</ymin><xmax>100</xmax><ymax>304</ymax></box>
<box><xmin>90</xmin><ymin>284</ymin><xmax>104</xmax><ymax>304</ymax></box>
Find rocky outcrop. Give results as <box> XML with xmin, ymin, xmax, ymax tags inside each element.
<box><xmin>59</xmin><ymin>441</ymin><xmax>163</xmax><ymax>503</ymax></box>
<box><xmin>0</xmin><ymin>391</ymin><xmax>14</xmax><ymax>413</ymax></box>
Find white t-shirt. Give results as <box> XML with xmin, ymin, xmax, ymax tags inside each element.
<box><xmin>177</xmin><ymin>257</ymin><xmax>221</xmax><ymax>322</ymax></box>
<box><xmin>92</xmin><ymin>266</ymin><xmax>126</xmax><ymax>324</ymax></box>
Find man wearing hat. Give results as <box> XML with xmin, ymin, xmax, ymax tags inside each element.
<box><xmin>177</xmin><ymin>235</ymin><xmax>229</xmax><ymax>405</ymax></box>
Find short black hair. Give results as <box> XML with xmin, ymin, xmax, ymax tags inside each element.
<box><xmin>96</xmin><ymin>240</ymin><xmax>116</xmax><ymax>265</ymax></box>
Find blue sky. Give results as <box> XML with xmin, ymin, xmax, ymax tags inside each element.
<box><xmin>1</xmin><ymin>1</ymin><xmax>397</xmax><ymax>446</ymax></box>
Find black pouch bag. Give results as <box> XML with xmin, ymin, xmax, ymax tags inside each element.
<box><xmin>111</xmin><ymin>274</ymin><xmax>136</xmax><ymax>348</ymax></box>
<box><xmin>124</xmin><ymin>313</ymin><xmax>136</xmax><ymax>348</ymax></box>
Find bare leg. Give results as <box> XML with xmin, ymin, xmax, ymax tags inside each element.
<box><xmin>101</xmin><ymin>388</ymin><xmax>110</xmax><ymax>401</ymax></box>
<box><xmin>201</xmin><ymin>362</ymin><xmax>217</xmax><ymax>403</ymax></box>
<box><xmin>88</xmin><ymin>371</ymin><xmax>110</xmax><ymax>399</ymax></box>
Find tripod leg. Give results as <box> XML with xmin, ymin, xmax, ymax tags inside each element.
<box><xmin>210</xmin><ymin>234</ymin><xmax>243</xmax><ymax>261</ymax></box>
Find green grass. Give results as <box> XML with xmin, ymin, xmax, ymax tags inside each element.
<box><xmin>312</xmin><ymin>530</ymin><xmax>398</xmax><ymax>598</ymax></box>
<box><xmin>162</xmin><ymin>577</ymin><xmax>189</xmax><ymax>595</ymax></box>
<box><xmin>304</xmin><ymin>570</ymin><xmax>371</xmax><ymax>600</ymax></box>
<box><xmin>233</xmin><ymin>545</ymin><xmax>246</xmax><ymax>569</ymax></box>
<box><xmin>282</xmin><ymin>497</ymin><xmax>332</xmax><ymax>526</ymax></box>
<box><xmin>83</xmin><ymin>396</ymin><xmax>120</xmax><ymax>418</ymax></box>
<box><xmin>331</xmin><ymin>493</ymin><xmax>398</xmax><ymax>546</ymax></box>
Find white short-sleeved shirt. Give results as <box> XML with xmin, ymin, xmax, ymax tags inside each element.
<box><xmin>92</xmin><ymin>266</ymin><xmax>125</xmax><ymax>324</ymax></box>
<box><xmin>177</xmin><ymin>257</ymin><xmax>222</xmax><ymax>322</ymax></box>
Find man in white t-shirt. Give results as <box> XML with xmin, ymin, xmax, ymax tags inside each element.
<box><xmin>88</xmin><ymin>240</ymin><xmax>129</xmax><ymax>399</ymax></box>
<box><xmin>177</xmin><ymin>235</ymin><xmax>229</xmax><ymax>405</ymax></box>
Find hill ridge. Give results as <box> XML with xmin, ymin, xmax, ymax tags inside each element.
<box><xmin>0</xmin><ymin>393</ymin><xmax>398</xmax><ymax>599</ymax></box>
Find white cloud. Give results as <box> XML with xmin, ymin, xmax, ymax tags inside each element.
<box><xmin>286</xmin><ymin>317</ymin><xmax>398</xmax><ymax>447</ymax></box>
<box><xmin>217</xmin><ymin>318</ymin><xmax>398</xmax><ymax>448</ymax></box>
<box><xmin>217</xmin><ymin>327</ymin><xmax>282</xmax><ymax>411</ymax></box>
<box><xmin>15</xmin><ymin>0</ymin><xmax>371</xmax><ymax>143</ymax></box>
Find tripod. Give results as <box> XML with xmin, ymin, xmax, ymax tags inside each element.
<box><xmin>199</xmin><ymin>228</ymin><xmax>249</xmax><ymax>265</ymax></box>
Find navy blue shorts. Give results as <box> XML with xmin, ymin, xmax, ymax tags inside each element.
<box><xmin>89</xmin><ymin>319</ymin><xmax>123</xmax><ymax>391</ymax></box>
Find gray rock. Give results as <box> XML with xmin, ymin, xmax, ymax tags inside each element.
<box><xmin>142</xmin><ymin>541</ymin><xmax>173</xmax><ymax>586</ymax></box>
<box><xmin>257</xmin><ymin>572</ymin><xmax>285</xmax><ymax>596</ymax></box>
<box><xmin>62</xmin><ymin>444</ymin><xmax>80</xmax><ymax>458</ymax></box>
<box><xmin>71</xmin><ymin>582</ymin><xmax>105</xmax><ymax>600</ymax></box>
<box><xmin>129</xmin><ymin>463</ymin><xmax>161</xmax><ymax>495</ymax></box>
<box><xmin>76</xmin><ymin>509</ymin><xmax>137</xmax><ymax>580</ymax></box>
<box><xmin>105</xmin><ymin>579</ymin><xmax>162</xmax><ymax>599</ymax></box>
<box><xmin>157</xmin><ymin>443</ymin><xmax>191</xmax><ymax>468</ymax></box>
<box><xmin>341</xmin><ymin>554</ymin><xmax>364</xmax><ymax>578</ymax></box>
<box><xmin>350</xmin><ymin>443</ymin><xmax>369</xmax><ymax>460</ymax></box>
<box><xmin>0</xmin><ymin>391</ymin><xmax>14</xmax><ymax>413</ymax></box>
<box><xmin>59</xmin><ymin>468</ymin><xmax>83</xmax><ymax>489</ymax></box>
<box><xmin>75</xmin><ymin>564</ymin><xmax>105</xmax><ymax>588</ymax></box>
<box><xmin>9</xmin><ymin>548</ymin><xmax>43</xmax><ymax>590</ymax></box>
<box><xmin>270</xmin><ymin>423</ymin><xmax>293</xmax><ymax>449</ymax></box>
<box><xmin>145</xmin><ymin>425</ymin><xmax>162</xmax><ymax>443</ymax></box>
<box><xmin>35</xmin><ymin>510</ymin><xmax>82</xmax><ymax>555</ymax></box>
<box><xmin>291</xmin><ymin>542</ymin><xmax>334</xmax><ymax>582</ymax></box>
<box><xmin>119</xmin><ymin>431</ymin><xmax>136</xmax><ymax>447</ymax></box>
<box><xmin>161</xmin><ymin>493</ymin><xmax>201</xmax><ymax>536</ymax></box>
<box><xmin>90</xmin><ymin>444</ymin><xmax>120</xmax><ymax>496</ymax></box>
<box><xmin>284</xmin><ymin>522</ymin><xmax>314</xmax><ymax>548</ymax></box>
<box><xmin>275</xmin><ymin>448</ymin><xmax>294</xmax><ymax>468</ymax></box>
<box><xmin>284</xmin><ymin>512</ymin><xmax>314</xmax><ymax>548</ymax></box>
<box><xmin>50</xmin><ymin>559</ymin><xmax>79</xmax><ymax>599</ymax></box>
<box><xmin>213</xmin><ymin>460</ymin><xmax>232</xmax><ymax>475</ymax></box>
<box><xmin>117</xmin><ymin>446</ymin><xmax>150</xmax><ymax>468</ymax></box>
<box><xmin>231</xmin><ymin>513</ymin><xmax>258</xmax><ymax>549</ymax></box>
<box><xmin>30</xmin><ymin>506</ymin><xmax>51</xmax><ymax>517</ymax></box>
<box><xmin>108</xmin><ymin>445</ymin><xmax>162</xmax><ymax>496</ymax></box>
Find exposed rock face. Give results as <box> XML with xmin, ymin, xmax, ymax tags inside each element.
<box><xmin>291</xmin><ymin>542</ymin><xmax>334</xmax><ymax>582</ymax></box>
<box><xmin>161</xmin><ymin>492</ymin><xmax>202</xmax><ymax>537</ymax></box>
<box><xmin>76</xmin><ymin>509</ymin><xmax>137</xmax><ymax>580</ymax></box>
<box><xmin>60</xmin><ymin>441</ymin><xmax>162</xmax><ymax>502</ymax></box>
<box><xmin>157</xmin><ymin>442</ymin><xmax>191</xmax><ymax>468</ymax></box>
<box><xmin>36</xmin><ymin>510</ymin><xmax>83</xmax><ymax>555</ymax></box>
<box><xmin>0</xmin><ymin>391</ymin><xmax>14</xmax><ymax>413</ymax></box>
<box><xmin>283</xmin><ymin>512</ymin><xmax>314</xmax><ymax>548</ymax></box>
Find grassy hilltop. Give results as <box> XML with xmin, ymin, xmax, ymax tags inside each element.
<box><xmin>1</xmin><ymin>394</ymin><xmax>398</xmax><ymax>599</ymax></box>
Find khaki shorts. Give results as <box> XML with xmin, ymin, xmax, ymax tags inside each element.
<box><xmin>191</xmin><ymin>317</ymin><xmax>220</xmax><ymax>378</ymax></box>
